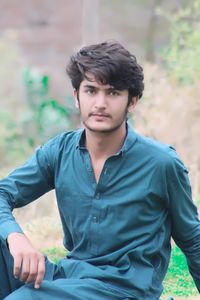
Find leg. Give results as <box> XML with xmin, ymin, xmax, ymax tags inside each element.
<box><xmin>0</xmin><ymin>241</ymin><xmax>130</xmax><ymax>300</ymax></box>
<box><xmin>5</xmin><ymin>278</ymin><xmax>128</xmax><ymax>300</ymax></box>
<box><xmin>0</xmin><ymin>238</ymin><xmax>23</xmax><ymax>299</ymax></box>
<box><xmin>0</xmin><ymin>238</ymin><xmax>58</xmax><ymax>300</ymax></box>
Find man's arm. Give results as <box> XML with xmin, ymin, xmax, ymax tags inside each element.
<box><xmin>0</xmin><ymin>139</ymin><xmax>56</xmax><ymax>288</ymax></box>
<box><xmin>166</xmin><ymin>151</ymin><xmax>200</xmax><ymax>292</ymax></box>
<box><xmin>0</xmin><ymin>144</ymin><xmax>54</xmax><ymax>239</ymax></box>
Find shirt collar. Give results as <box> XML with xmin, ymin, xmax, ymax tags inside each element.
<box><xmin>120</xmin><ymin>123</ymin><xmax>137</xmax><ymax>154</ymax></box>
<box><xmin>75</xmin><ymin>128</ymin><xmax>86</xmax><ymax>150</ymax></box>
<box><xmin>75</xmin><ymin>123</ymin><xmax>137</xmax><ymax>154</ymax></box>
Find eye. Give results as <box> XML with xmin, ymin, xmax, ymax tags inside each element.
<box><xmin>109</xmin><ymin>90</ymin><xmax>120</xmax><ymax>96</ymax></box>
<box><xmin>85</xmin><ymin>88</ymin><xmax>96</xmax><ymax>95</ymax></box>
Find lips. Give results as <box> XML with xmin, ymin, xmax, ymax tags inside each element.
<box><xmin>90</xmin><ymin>113</ymin><xmax>111</xmax><ymax>118</ymax></box>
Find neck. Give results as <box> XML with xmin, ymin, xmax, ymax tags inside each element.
<box><xmin>85</xmin><ymin>123</ymin><xmax>127</xmax><ymax>160</ymax></box>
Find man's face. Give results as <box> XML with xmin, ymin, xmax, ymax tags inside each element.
<box><xmin>74</xmin><ymin>76</ymin><xmax>136</xmax><ymax>133</ymax></box>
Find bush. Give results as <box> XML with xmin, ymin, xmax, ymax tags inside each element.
<box><xmin>162</xmin><ymin>0</ymin><xmax>200</xmax><ymax>84</ymax></box>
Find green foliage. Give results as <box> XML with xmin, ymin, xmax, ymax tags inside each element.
<box><xmin>36</xmin><ymin>99</ymin><xmax>70</xmax><ymax>140</ymax></box>
<box><xmin>23</xmin><ymin>68</ymin><xmax>50</xmax><ymax>109</ymax></box>
<box><xmin>0</xmin><ymin>110</ymin><xmax>33</xmax><ymax>167</ymax></box>
<box><xmin>22</xmin><ymin>68</ymin><xmax>75</xmax><ymax>143</ymax></box>
<box><xmin>162</xmin><ymin>0</ymin><xmax>200</xmax><ymax>84</ymax></box>
<box><xmin>0</xmin><ymin>68</ymin><xmax>77</xmax><ymax>167</ymax></box>
<box><xmin>23</xmin><ymin>69</ymin><xmax>78</xmax><ymax>144</ymax></box>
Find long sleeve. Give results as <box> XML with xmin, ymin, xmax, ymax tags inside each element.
<box><xmin>166</xmin><ymin>150</ymin><xmax>200</xmax><ymax>291</ymax></box>
<box><xmin>0</xmin><ymin>139</ymin><xmax>56</xmax><ymax>240</ymax></box>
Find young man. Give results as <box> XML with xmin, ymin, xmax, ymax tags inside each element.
<box><xmin>0</xmin><ymin>41</ymin><xmax>200</xmax><ymax>300</ymax></box>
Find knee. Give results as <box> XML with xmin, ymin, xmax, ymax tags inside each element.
<box><xmin>4</xmin><ymin>285</ymin><xmax>33</xmax><ymax>300</ymax></box>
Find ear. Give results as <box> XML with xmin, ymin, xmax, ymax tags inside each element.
<box><xmin>73</xmin><ymin>89</ymin><xmax>80</xmax><ymax>109</ymax></box>
<box><xmin>128</xmin><ymin>96</ymin><xmax>138</xmax><ymax>113</ymax></box>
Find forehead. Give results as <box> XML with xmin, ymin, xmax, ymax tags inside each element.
<box><xmin>80</xmin><ymin>77</ymin><xmax>113</xmax><ymax>90</ymax></box>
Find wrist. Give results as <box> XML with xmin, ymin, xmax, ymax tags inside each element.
<box><xmin>7</xmin><ymin>232</ymin><xmax>25</xmax><ymax>244</ymax></box>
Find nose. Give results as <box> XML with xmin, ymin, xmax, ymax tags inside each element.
<box><xmin>94</xmin><ymin>92</ymin><xmax>107</xmax><ymax>109</ymax></box>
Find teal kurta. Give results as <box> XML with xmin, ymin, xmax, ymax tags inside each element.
<box><xmin>0</xmin><ymin>125</ymin><xmax>200</xmax><ymax>299</ymax></box>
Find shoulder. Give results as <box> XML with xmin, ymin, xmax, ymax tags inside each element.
<box><xmin>36</xmin><ymin>129</ymin><xmax>83</xmax><ymax>167</ymax></box>
<box><xmin>41</xmin><ymin>129</ymin><xmax>82</xmax><ymax>152</ymax></box>
<box><xmin>135</xmin><ymin>132</ymin><xmax>187</xmax><ymax>172</ymax></box>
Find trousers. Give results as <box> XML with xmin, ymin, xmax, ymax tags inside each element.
<box><xmin>0</xmin><ymin>238</ymin><xmax>132</xmax><ymax>300</ymax></box>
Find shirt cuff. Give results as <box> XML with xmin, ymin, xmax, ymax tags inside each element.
<box><xmin>0</xmin><ymin>220</ymin><xmax>24</xmax><ymax>240</ymax></box>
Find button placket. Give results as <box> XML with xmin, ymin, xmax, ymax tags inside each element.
<box><xmin>84</xmin><ymin>152</ymin><xmax>96</xmax><ymax>186</ymax></box>
<box><xmin>89</xmin><ymin>210</ymin><xmax>99</xmax><ymax>255</ymax></box>
<box><xmin>95</xmin><ymin>192</ymin><xmax>100</xmax><ymax>199</ymax></box>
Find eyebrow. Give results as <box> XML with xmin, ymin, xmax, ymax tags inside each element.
<box><xmin>83</xmin><ymin>84</ymin><xmax>97</xmax><ymax>88</ymax></box>
<box><xmin>83</xmin><ymin>84</ymin><xmax>117</xmax><ymax>91</ymax></box>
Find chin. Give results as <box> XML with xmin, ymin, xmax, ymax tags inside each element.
<box><xmin>87</xmin><ymin>127</ymin><xmax>111</xmax><ymax>133</ymax></box>
<box><xmin>83</xmin><ymin>119</ymin><xmax>125</xmax><ymax>133</ymax></box>
<box><xmin>85</xmin><ymin>124</ymin><xmax>122</xmax><ymax>133</ymax></box>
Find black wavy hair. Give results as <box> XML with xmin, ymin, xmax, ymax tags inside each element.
<box><xmin>66</xmin><ymin>41</ymin><xmax>144</xmax><ymax>101</ymax></box>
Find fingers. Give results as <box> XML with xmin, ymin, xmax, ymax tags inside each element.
<box><xmin>13</xmin><ymin>253</ymin><xmax>22</xmax><ymax>279</ymax></box>
<box><xmin>25</xmin><ymin>256</ymin><xmax>38</xmax><ymax>284</ymax></box>
<box><xmin>34</xmin><ymin>255</ymin><xmax>45</xmax><ymax>289</ymax></box>
<box><xmin>20</xmin><ymin>256</ymin><xmax>30</xmax><ymax>282</ymax></box>
<box><xmin>13</xmin><ymin>253</ymin><xmax>45</xmax><ymax>288</ymax></box>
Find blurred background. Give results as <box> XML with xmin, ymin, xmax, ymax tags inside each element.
<box><xmin>0</xmin><ymin>0</ymin><xmax>200</xmax><ymax>248</ymax></box>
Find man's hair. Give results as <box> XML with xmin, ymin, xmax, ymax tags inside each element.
<box><xmin>66</xmin><ymin>41</ymin><xmax>144</xmax><ymax>100</ymax></box>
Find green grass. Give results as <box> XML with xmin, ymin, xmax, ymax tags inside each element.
<box><xmin>163</xmin><ymin>245</ymin><xmax>198</xmax><ymax>297</ymax></box>
<box><xmin>44</xmin><ymin>246</ymin><xmax>67</xmax><ymax>264</ymax></box>
<box><xmin>44</xmin><ymin>245</ymin><xmax>198</xmax><ymax>297</ymax></box>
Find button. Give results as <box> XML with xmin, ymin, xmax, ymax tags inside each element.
<box><xmin>96</xmin><ymin>193</ymin><xmax>100</xmax><ymax>199</ymax></box>
<box><xmin>92</xmin><ymin>216</ymin><xmax>97</xmax><ymax>222</ymax></box>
